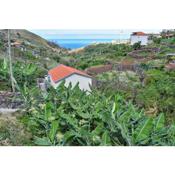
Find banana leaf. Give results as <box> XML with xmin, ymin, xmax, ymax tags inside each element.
<box><xmin>49</xmin><ymin>120</ymin><xmax>59</xmax><ymax>143</ymax></box>
<box><xmin>34</xmin><ymin>137</ymin><xmax>52</xmax><ymax>146</ymax></box>
<box><xmin>135</xmin><ymin>118</ymin><xmax>153</xmax><ymax>143</ymax></box>
<box><xmin>101</xmin><ymin>131</ymin><xmax>111</xmax><ymax>146</ymax></box>
<box><xmin>154</xmin><ymin>113</ymin><xmax>165</xmax><ymax>131</ymax></box>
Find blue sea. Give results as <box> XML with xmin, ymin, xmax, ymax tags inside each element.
<box><xmin>49</xmin><ymin>39</ymin><xmax>120</xmax><ymax>49</ymax></box>
<box><xmin>31</xmin><ymin>29</ymin><xmax>160</xmax><ymax>49</ymax></box>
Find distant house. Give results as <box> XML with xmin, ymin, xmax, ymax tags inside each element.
<box><xmin>11</xmin><ymin>41</ymin><xmax>21</xmax><ymax>47</ymax></box>
<box><xmin>11</xmin><ymin>41</ymin><xmax>26</xmax><ymax>51</ymax></box>
<box><xmin>130</xmin><ymin>32</ymin><xmax>149</xmax><ymax>45</ymax></box>
<box><xmin>46</xmin><ymin>64</ymin><xmax>92</xmax><ymax>92</ymax></box>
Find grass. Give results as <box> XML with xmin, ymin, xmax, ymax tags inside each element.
<box><xmin>161</xmin><ymin>38</ymin><xmax>175</xmax><ymax>44</ymax></box>
<box><xmin>96</xmin><ymin>70</ymin><xmax>140</xmax><ymax>85</ymax></box>
<box><xmin>0</xmin><ymin>116</ymin><xmax>33</xmax><ymax>146</ymax></box>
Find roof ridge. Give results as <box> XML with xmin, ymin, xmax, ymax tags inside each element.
<box><xmin>48</xmin><ymin>64</ymin><xmax>91</xmax><ymax>83</ymax></box>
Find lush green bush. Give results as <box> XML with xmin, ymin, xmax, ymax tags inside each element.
<box><xmin>136</xmin><ymin>70</ymin><xmax>175</xmax><ymax>120</ymax></box>
<box><xmin>64</xmin><ymin>43</ymin><xmax>132</xmax><ymax>69</ymax></box>
<box><xmin>52</xmin><ymin>55</ymin><xmax>61</xmax><ymax>62</ymax></box>
<box><xmin>13</xmin><ymin>61</ymin><xmax>46</xmax><ymax>87</ymax></box>
<box><xmin>170</xmin><ymin>38</ymin><xmax>175</xmax><ymax>44</ymax></box>
<box><xmin>24</xmin><ymin>51</ymin><xmax>37</xmax><ymax>60</ymax></box>
<box><xmin>153</xmin><ymin>37</ymin><xmax>161</xmax><ymax>44</ymax></box>
<box><xmin>0</xmin><ymin>40</ymin><xmax>3</xmax><ymax>48</ymax></box>
<box><xmin>0</xmin><ymin>60</ymin><xmax>46</xmax><ymax>90</ymax></box>
<box><xmin>22</xmin><ymin>84</ymin><xmax>175</xmax><ymax>146</ymax></box>
<box><xmin>0</xmin><ymin>58</ymin><xmax>12</xmax><ymax>90</ymax></box>
<box><xmin>132</xmin><ymin>41</ymin><xmax>141</xmax><ymax>50</ymax></box>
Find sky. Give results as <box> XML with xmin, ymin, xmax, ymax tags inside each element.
<box><xmin>30</xmin><ymin>29</ymin><xmax>162</xmax><ymax>39</ymax></box>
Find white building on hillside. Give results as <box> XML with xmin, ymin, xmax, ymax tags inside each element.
<box><xmin>46</xmin><ymin>64</ymin><xmax>92</xmax><ymax>92</ymax></box>
<box><xmin>130</xmin><ymin>32</ymin><xmax>149</xmax><ymax>45</ymax></box>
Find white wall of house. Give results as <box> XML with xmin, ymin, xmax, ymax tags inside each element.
<box><xmin>48</xmin><ymin>73</ymin><xmax>92</xmax><ymax>92</ymax></box>
<box><xmin>130</xmin><ymin>35</ymin><xmax>149</xmax><ymax>45</ymax></box>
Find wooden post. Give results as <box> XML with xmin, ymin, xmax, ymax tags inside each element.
<box><xmin>7</xmin><ymin>29</ymin><xmax>15</xmax><ymax>93</ymax></box>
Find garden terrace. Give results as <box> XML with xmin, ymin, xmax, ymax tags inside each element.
<box><xmin>128</xmin><ymin>47</ymin><xmax>160</xmax><ymax>60</ymax></box>
<box><xmin>161</xmin><ymin>43</ymin><xmax>175</xmax><ymax>49</ymax></box>
<box><xmin>85</xmin><ymin>61</ymin><xmax>145</xmax><ymax>78</ymax></box>
<box><xmin>85</xmin><ymin>64</ymin><xmax>113</xmax><ymax>75</ymax></box>
<box><xmin>114</xmin><ymin>63</ymin><xmax>140</xmax><ymax>72</ymax></box>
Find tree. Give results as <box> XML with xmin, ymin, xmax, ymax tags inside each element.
<box><xmin>133</xmin><ymin>41</ymin><xmax>141</xmax><ymax>50</ymax></box>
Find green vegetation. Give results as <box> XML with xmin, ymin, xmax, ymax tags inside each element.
<box><xmin>136</xmin><ymin>70</ymin><xmax>175</xmax><ymax>120</ymax></box>
<box><xmin>0</xmin><ymin>117</ymin><xmax>32</xmax><ymax>146</ymax></box>
<box><xmin>132</xmin><ymin>41</ymin><xmax>141</xmax><ymax>50</ymax></box>
<box><xmin>1</xmin><ymin>30</ymin><xmax>175</xmax><ymax>146</ymax></box>
<box><xmin>153</xmin><ymin>37</ymin><xmax>161</xmax><ymax>44</ymax></box>
<box><xmin>0</xmin><ymin>59</ymin><xmax>46</xmax><ymax>90</ymax></box>
<box><xmin>96</xmin><ymin>70</ymin><xmax>141</xmax><ymax>95</ymax></box>
<box><xmin>22</xmin><ymin>85</ymin><xmax>175</xmax><ymax>146</ymax></box>
<box><xmin>0</xmin><ymin>29</ymin><xmax>66</xmax><ymax>69</ymax></box>
<box><xmin>60</xmin><ymin>43</ymin><xmax>133</xmax><ymax>69</ymax></box>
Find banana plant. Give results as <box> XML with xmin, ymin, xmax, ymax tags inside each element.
<box><xmin>25</xmin><ymin>84</ymin><xmax>175</xmax><ymax>146</ymax></box>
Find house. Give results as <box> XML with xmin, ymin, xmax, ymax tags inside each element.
<box><xmin>111</xmin><ymin>39</ymin><xmax>130</xmax><ymax>45</ymax></box>
<box><xmin>130</xmin><ymin>32</ymin><xmax>149</xmax><ymax>45</ymax></box>
<box><xmin>11</xmin><ymin>41</ymin><xmax>26</xmax><ymax>51</ymax></box>
<box><xmin>11</xmin><ymin>41</ymin><xmax>21</xmax><ymax>47</ymax></box>
<box><xmin>46</xmin><ymin>64</ymin><xmax>92</xmax><ymax>92</ymax></box>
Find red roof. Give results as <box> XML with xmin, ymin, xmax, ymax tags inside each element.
<box><xmin>132</xmin><ymin>32</ymin><xmax>147</xmax><ymax>36</ymax></box>
<box><xmin>48</xmin><ymin>64</ymin><xmax>91</xmax><ymax>82</ymax></box>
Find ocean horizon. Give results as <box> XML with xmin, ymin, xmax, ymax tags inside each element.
<box><xmin>49</xmin><ymin>39</ymin><xmax>114</xmax><ymax>49</ymax></box>
<box><xmin>49</xmin><ymin>38</ymin><xmax>129</xmax><ymax>49</ymax></box>
<box><xmin>30</xmin><ymin>29</ymin><xmax>161</xmax><ymax>49</ymax></box>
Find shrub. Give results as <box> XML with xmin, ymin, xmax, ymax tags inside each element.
<box><xmin>153</xmin><ymin>37</ymin><xmax>161</xmax><ymax>44</ymax></box>
<box><xmin>133</xmin><ymin>41</ymin><xmax>141</xmax><ymax>50</ymax></box>
<box><xmin>136</xmin><ymin>70</ymin><xmax>175</xmax><ymax>119</ymax></box>
<box><xmin>170</xmin><ymin>38</ymin><xmax>175</xmax><ymax>44</ymax></box>
<box><xmin>23</xmin><ymin>84</ymin><xmax>175</xmax><ymax>146</ymax></box>
<box><xmin>52</xmin><ymin>55</ymin><xmax>61</xmax><ymax>62</ymax></box>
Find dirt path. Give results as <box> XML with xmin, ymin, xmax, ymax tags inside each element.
<box><xmin>0</xmin><ymin>108</ymin><xmax>20</xmax><ymax>118</ymax></box>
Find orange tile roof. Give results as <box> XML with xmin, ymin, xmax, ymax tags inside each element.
<box><xmin>132</xmin><ymin>32</ymin><xmax>147</xmax><ymax>36</ymax></box>
<box><xmin>48</xmin><ymin>64</ymin><xmax>91</xmax><ymax>82</ymax></box>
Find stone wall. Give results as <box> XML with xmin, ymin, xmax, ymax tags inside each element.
<box><xmin>0</xmin><ymin>91</ymin><xmax>23</xmax><ymax>109</ymax></box>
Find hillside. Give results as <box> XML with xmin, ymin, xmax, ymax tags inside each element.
<box><xmin>1</xmin><ymin>30</ymin><xmax>175</xmax><ymax>146</ymax></box>
<box><xmin>0</xmin><ymin>29</ymin><xmax>68</xmax><ymax>68</ymax></box>
<box><xmin>0</xmin><ymin>29</ymin><xmax>65</xmax><ymax>51</ymax></box>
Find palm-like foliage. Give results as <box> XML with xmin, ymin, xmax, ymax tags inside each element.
<box><xmin>24</xmin><ymin>84</ymin><xmax>175</xmax><ymax>146</ymax></box>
